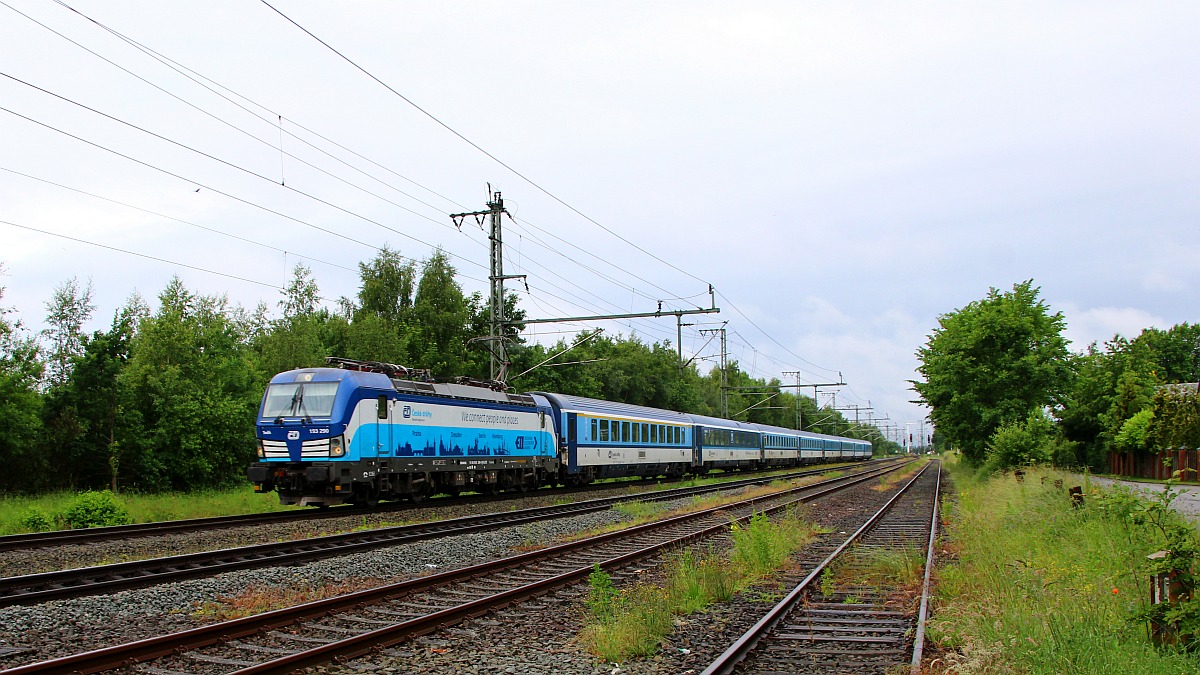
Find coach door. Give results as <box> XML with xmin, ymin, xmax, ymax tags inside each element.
<box><xmin>566</xmin><ymin>412</ymin><xmax>578</xmax><ymax>472</ymax></box>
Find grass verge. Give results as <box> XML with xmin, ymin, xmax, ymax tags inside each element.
<box><xmin>0</xmin><ymin>486</ymin><xmax>290</xmax><ymax>535</ymax></box>
<box><xmin>927</xmin><ymin>457</ymin><xmax>1200</xmax><ymax>673</ymax></box>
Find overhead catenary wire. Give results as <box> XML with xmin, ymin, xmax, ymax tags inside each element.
<box><xmin>0</xmin><ymin>105</ymin><xmax>484</xmax><ymax>282</ymax></box>
<box><xmin>1</xmin><ymin>219</ymin><xmax>288</xmax><ymax>292</ymax></box>
<box><xmin>257</xmin><ymin>0</ymin><xmax>715</xmax><ymax>292</ymax></box>
<box><xmin>250</xmin><ymin>0</ymin><xmax>864</xmax><ymax>391</ymax></box>
<box><xmin>16</xmin><ymin>0</ymin><xmax>700</xmax><ymax>337</ymax></box>
<box><xmin>0</xmin><ymin>71</ymin><xmax>488</xmax><ymax>271</ymax></box>
<box><xmin>20</xmin><ymin>0</ymin><xmax>719</xmax><ymax>340</ymax></box>
<box><xmin>26</xmin><ymin>0</ymin><xmax>468</xmax><ymax>219</ymax></box>
<box><xmin>0</xmin><ymin>166</ymin><xmax>356</xmax><ymax>274</ymax></box>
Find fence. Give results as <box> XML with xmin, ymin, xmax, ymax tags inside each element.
<box><xmin>1109</xmin><ymin>450</ymin><xmax>1200</xmax><ymax>481</ymax></box>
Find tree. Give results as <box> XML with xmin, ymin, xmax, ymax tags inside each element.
<box><xmin>41</xmin><ymin>277</ymin><xmax>95</xmax><ymax>390</ymax></box>
<box><xmin>279</xmin><ymin>263</ymin><xmax>319</xmax><ymax>320</ymax></box>
<box><xmin>256</xmin><ymin>264</ymin><xmax>325</xmax><ymax>374</ymax></box>
<box><xmin>1149</xmin><ymin>386</ymin><xmax>1200</xmax><ymax>453</ymax></box>
<box><xmin>912</xmin><ymin>280</ymin><xmax>1070</xmax><ymax>464</ymax></box>
<box><xmin>40</xmin><ymin>310</ymin><xmax>137</xmax><ymax>490</ymax></box>
<box><xmin>120</xmin><ymin>277</ymin><xmax>259</xmax><ymax>491</ymax></box>
<box><xmin>411</xmin><ymin>249</ymin><xmax>470</xmax><ymax>377</ymax></box>
<box><xmin>0</xmin><ymin>267</ymin><xmax>45</xmax><ymax>492</ymax></box>
<box><xmin>355</xmin><ymin>246</ymin><xmax>415</xmax><ymax>325</ymax></box>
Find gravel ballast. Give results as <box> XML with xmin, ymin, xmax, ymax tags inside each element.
<box><xmin>0</xmin><ymin>490</ymin><xmax>704</xmax><ymax>668</ymax></box>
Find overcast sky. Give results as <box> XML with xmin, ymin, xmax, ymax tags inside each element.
<box><xmin>2</xmin><ymin>1</ymin><xmax>1197</xmax><ymax>438</ymax></box>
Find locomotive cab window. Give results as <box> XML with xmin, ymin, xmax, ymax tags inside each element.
<box><xmin>262</xmin><ymin>381</ymin><xmax>339</xmax><ymax>418</ymax></box>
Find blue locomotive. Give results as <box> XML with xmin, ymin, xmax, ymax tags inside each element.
<box><xmin>247</xmin><ymin>358</ymin><xmax>872</xmax><ymax>506</ymax></box>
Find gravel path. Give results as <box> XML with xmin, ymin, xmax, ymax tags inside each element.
<box><xmin>1082</xmin><ymin>475</ymin><xmax>1200</xmax><ymax>524</ymax></box>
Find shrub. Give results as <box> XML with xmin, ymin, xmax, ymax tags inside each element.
<box><xmin>62</xmin><ymin>490</ymin><xmax>132</xmax><ymax>528</ymax></box>
<box><xmin>984</xmin><ymin>412</ymin><xmax>1059</xmax><ymax>473</ymax></box>
<box><xmin>1115</xmin><ymin>408</ymin><xmax>1155</xmax><ymax>452</ymax></box>
<box><xmin>18</xmin><ymin>509</ymin><xmax>54</xmax><ymax>532</ymax></box>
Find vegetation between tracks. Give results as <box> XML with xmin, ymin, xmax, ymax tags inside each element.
<box><xmin>820</xmin><ymin>544</ymin><xmax>926</xmax><ymax>603</ymax></box>
<box><xmin>927</xmin><ymin>458</ymin><xmax>1200</xmax><ymax>673</ymax></box>
<box><xmin>555</xmin><ymin>472</ymin><xmax>842</xmax><ymax>545</ymax></box>
<box><xmin>580</xmin><ymin>508</ymin><xmax>823</xmax><ymax>661</ymax></box>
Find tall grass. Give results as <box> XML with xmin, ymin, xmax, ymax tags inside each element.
<box><xmin>929</xmin><ymin>458</ymin><xmax>1200</xmax><ymax>673</ymax></box>
<box><xmin>0</xmin><ymin>486</ymin><xmax>289</xmax><ymax>534</ymax></box>
<box><xmin>581</xmin><ymin>510</ymin><xmax>822</xmax><ymax>661</ymax></box>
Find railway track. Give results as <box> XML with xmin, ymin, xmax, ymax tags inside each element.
<box><xmin>701</xmin><ymin>460</ymin><xmax>941</xmax><ymax>674</ymax></box>
<box><xmin>0</xmin><ymin>461</ymin><xmax>912</xmax><ymax>675</ymax></box>
<box><xmin>0</xmin><ymin>461</ymin><xmax>907</xmax><ymax>607</ymax></box>
<box><xmin>0</xmin><ymin>460</ymin><xmax>888</xmax><ymax>554</ymax></box>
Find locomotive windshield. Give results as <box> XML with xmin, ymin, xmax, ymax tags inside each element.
<box><xmin>261</xmin><ymin>382</ymin><xmax>339</xmax><ymax>418</ymax></box>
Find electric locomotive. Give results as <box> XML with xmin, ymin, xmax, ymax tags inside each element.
<box><xmin>247</xmin><ymin>358</ymin><xmax>558</xmax><ymax>506</ymax></box>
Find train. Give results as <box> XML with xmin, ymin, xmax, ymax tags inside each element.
<box><xmin>246</xmin><ymin>357</ymin><xmax>874</xmax><ymax>506</ymax></box>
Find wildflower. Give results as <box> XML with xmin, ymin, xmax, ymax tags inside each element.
<box><xmin>1111</xmin><ymin>588</ymin><xmax>1119</xmax><ymax>595</ymax></box>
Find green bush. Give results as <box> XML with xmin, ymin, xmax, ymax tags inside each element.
<box><xmin>18</xmin><ymin>509</ymin><xmax>54</xmax><ymax>532</ymax></box>
<box><xmin>62</xmin><ymin>490</ymin><xmax>132</xmax><ymax>528</ymax></box>
<box><xmin>984</xmin><ymin>412</ymin><xmax>1060</xmax><ymax>473</ymax></box>
<box><xmin>1115</xmin><ymin>408</ymin><xmax>1154</xmax><ymax>452</ymax></box>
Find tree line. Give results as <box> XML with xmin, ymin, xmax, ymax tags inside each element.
<box><xmin>913</xmin><ymin>280</ymin><xmax>1200</xmax><ymax>472</ymax></box>
<box><xmin>0</xmin><ymin>249</ymin><xmax>893</xmax><ymax>495</ymax></box>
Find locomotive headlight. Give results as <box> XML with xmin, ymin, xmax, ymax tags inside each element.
<box><xmin>257</xmin><ymin>441</ymin><xmax>264</xmax><ymax>458</ymax></box>
<box><xmin>330</xmin><ymin>436</ymin><xmax>345</xmax><ymax>457</ymax></box>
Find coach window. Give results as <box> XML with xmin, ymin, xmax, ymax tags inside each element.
<box><xmin>622</xmin><ymin>422</ymin><xmax>630</xmax><ymax>443</ymax></box>
<box><xmin>633</xmin><ymin>423</ymin><xmax>641</xmax><ymax>443</ymax></box>
<box><xmin>590</xmin><ymin>418</ymin><xmax>598</xmax><ymax>441</ymax></box>
<box><xmin>599</xmin><ymin>420</ymin><xmax>609</xmax><ymax>442</ymax></box>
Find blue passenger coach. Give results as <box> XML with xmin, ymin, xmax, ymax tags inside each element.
<box><xmin>691</xmin><ymin>414</ymin><xmax>763</xmax><ymax>470</ymax></box>
<box><xmin>533</xmin><ymin>392</ymin><xmax>694</xmax><ymax>482</ymax></box>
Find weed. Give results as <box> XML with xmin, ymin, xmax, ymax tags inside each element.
<box><xmin>190</xmin><ymin>577</ymin><xmax>379</xmax><ymax>621</ymax></box>
<box><xmin>819</xmin><ymin>568</ymin><xmax>837</xmax><ymax>597</ymax></box>
<box><xmin>613</xmin><ymin>500</ymin><xmax>667</xmax><ymax>520</ymax></box>
<box><xmin>580</xmin><ymin>511</ymin><xmax>821</xmax><ymax>661</ymax></box>
<box><xmin>586</xmin><ymin>564</ymin><xmax>619</xmax><ymax>622</ymax></box>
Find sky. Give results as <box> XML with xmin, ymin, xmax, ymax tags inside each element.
<box><xmin>1</xmin><ymin>1</ymin><xmax>1197</xmax><ymax>441</ymax></box>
